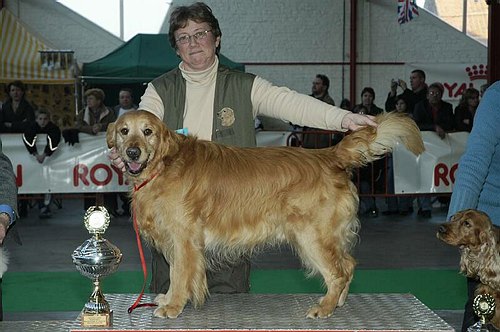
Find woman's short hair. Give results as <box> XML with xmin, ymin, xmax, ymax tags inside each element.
<box><xmin>428</xmin><ymin>82</ymin><xmax>444</xmax><ymax>95</ymax></box>
<box><xmin>361</xmin><ymin>87</ymin><xmax>375</xmax><ymax>99</ymax></box>
<box><xmin>84</xmin><ymin>88</ymin><xmax>105</xmax><ymax>101</ymax></box>
<box><xmin>35</xmin><ymin>108</ymin><xmax>51</xmax><ymax>118</ymax></box>
<box><xmin>168</xmin><ymin>2</ymin><xmax>222</xmax><ymax>54</ymax></box>
<box><xmin>6</xmin><ymin>80</ymin><xmax>26</xmax><ymax>94</ymax></box>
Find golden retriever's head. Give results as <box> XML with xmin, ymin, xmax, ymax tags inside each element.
<box><xmin>437</xmin><ymin>209</ymin><xmax>494</xmax><ymax>249</ymax></box>
<box><xmin>106</xmin><ymin>110</ymin><xmax>179</xmax><ymax>178</ymax></box>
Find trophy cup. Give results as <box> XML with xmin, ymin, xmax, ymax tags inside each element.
<box><xmin>72</xmin><ymin>206</ymin><xmax>123</xmax><ymax>327</ymax></box>
<box><xmin>468</xmin><ymin>293</ymin><xmax>496</xmax><ymax>332</ymax></box>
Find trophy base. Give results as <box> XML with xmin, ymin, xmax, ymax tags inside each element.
<box><xmin>81</xmin><ymin>309</ymin><xmax>113</xmax><ymax>327</ymax></box>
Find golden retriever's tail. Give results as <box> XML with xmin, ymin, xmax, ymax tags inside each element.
<box><xmin>334</xmin><ymin>112</ymin><xmax>424</xmax><ymax>169</ymax></box>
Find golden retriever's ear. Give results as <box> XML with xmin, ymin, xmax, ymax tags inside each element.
<box><xmin>106</xmin><ymin>122</ymin><xmax>116</xmax><ymax>148</ymax></box>
<box><xmin>159</xmin><ymin>125</ymin><xmax>180</xmax><ymax>158</ymax></box>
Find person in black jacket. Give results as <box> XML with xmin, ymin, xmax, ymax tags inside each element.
<box><xmin>412</xmin><ymin>82</ymin><xmax>455</xmax><ymax>219</ymax></box>
<box><xmin>0</xmin><ymin>80</ymin><xmax>35</xmax><ymax>133</ymax></box>
<box><xmin>22</xmin><ymin>108</ymin><xmax>61</xmax><ymax>218</ymax></box>
<box><xmin>413</xmin><ymin>82</ymin><xmax>455</xmax><ymax>137</ymax></box>
<box><xmin>385</xmin><ymin>70</ymin><xmax>428</xmax><ymax>115</ymax></box>
<box><xmin>352</xmin><ymin>87</ymin><xmax>385</xmax><ymax>218</ymax></box>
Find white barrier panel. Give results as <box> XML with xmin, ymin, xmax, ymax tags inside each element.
<box><xmin>393</xmin><ymin>131</ymin><xmax>468</xmax><ymax>194</ymax></box>
<box><xmin>1</xmin><ymin>133</ymin><xmax>128</xmax><ymax>194</ymax></box>
<box><xmin>1</xmin><ymin>131</ymin><xmax>469</xmax><ymax>195</ymax></box>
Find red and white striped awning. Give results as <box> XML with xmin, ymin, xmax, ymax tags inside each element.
<box><xmin>0</xmin><ymin>8</ymin><xmax>75</xmax><ymax>84</ymax></box>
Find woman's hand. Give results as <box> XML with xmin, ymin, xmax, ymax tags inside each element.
<box><xmin>109</xmin><ymin>147</ymin><xmax>126</xmax><ymax>172</ymax></box>
<box><xmin>341</xmin><ymin>113</ymin><xmax>378</xmax><ymax>131</ymax></box>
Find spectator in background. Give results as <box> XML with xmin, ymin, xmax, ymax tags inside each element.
<box><xmin>112</xmin><ymin>88</ymin><xmax>137</xmax><ymax>216</ymax></box>
<box><xmin>383</xmin><ymin>95</ymin><xmax>413</xmax><ymax>216</ymax></box>
<box><xmin>413</xmin><ymin>82</ymin><xmax>455</xmax><ymax>219</ymax></box>
<box><xmin>0</xmin><ymin>80</ymin><xmax>35</xmax><ymax>133</ymax></box>
<box><xmin>447</xmin><ymin>80</ymin><xmax>500</xmax><ymax>332</ymax></box>
<box><xmin>0</xmin><ymin>136</ymin><xmax>18</xmax><ymax>320</ymax></box>
<box><xmin>385</xmin><ymin>70</ymin><xmax>428</xmax><ymax>115</ymax></box>
<box><xmin>302</xmin><ymin>74</ymin><xmax>336</xmax><ymax>148</ymax></box>
<box><xmin>113</xmin><ymin>88</ymin><xmax>138</xmax><ymax>118</ymax></box>
<box><xmin>353</xmin><ymin>87</ymin><xmax>384</xmax><ymax>116</ymax></box>
<box><xmin>454</xmin><ymin>87</ymin><xmax>480</xmax><ymax>132</ymax></box>
<box><xmin>22</xmin><ymin>108</ymin><xmax>61</xmax><ymax>218</ymax></box>
<box><xmin>352</xmin><ymin>88</ymin><xmax>384</xmax><ymax>218</ymax></box>
<box><xmin>340</xmin><ymin>98</ymin><xmax>352</xmax><ymax>111</ymax></box>
<box><xmin>76</xmin><ymin>88</ymin><xmax>117</xmax><ymax>213</ymax></box>
<box><xmin>311</xmin><ymin>74</ymin><xmax>336</xmax><ymax>105</ymax></box>
<box><xmin>76</xmin><ymin>88</ymin><xmax>116</xmax><ymax>136</ymax></box>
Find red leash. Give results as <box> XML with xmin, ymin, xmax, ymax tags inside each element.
<box><xmin>127</xmin><ymin>174</ymin><xmax>159</xmax><ymax>314</ymax></box>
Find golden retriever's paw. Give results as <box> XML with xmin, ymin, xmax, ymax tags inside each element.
<box><xmin>154</xmin><ymin>293</ymin><xmax>169</xmax><ymax>306</ymax></box>
<box><xmin>153</xmin><ymin>304</ymin><xmax>184</xmax><ymax>319</ymax></box>
<box><xmin>306</xmin><ymin>305</ymin><xmax>333</xmax><ymax>319</ymax></box>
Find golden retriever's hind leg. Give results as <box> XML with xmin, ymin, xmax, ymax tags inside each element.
<box><xmin>295</xmin><ymin>234</ymin><xmax>355</xmax><ymax>319</ymax></box>
<box><xmin>337</xmin><ymin>255</ymin><xmax>355</xmax><ymax>307</ymax></box>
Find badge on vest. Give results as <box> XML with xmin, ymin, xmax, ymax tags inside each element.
<box><xmin>217</xmin><ymin>107</ymin><xmax>235</xmax><ymax>127</ymax></box>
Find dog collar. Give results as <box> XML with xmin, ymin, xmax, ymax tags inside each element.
<box><xmin>134</xmin><ymin>173</ymin><xmax>159</xmax><ymax>192</ymax></box>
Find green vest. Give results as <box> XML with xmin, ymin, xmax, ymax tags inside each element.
<box><xmin>151</xmin><ymin>64</ymin><xmax>257</xmax><ymax>147</ymax></box>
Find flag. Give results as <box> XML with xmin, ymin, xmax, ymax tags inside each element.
<box><xmin>398</xmin><ymin>0</ymin><xmax>419</xmax><ymax>24</ymax></box>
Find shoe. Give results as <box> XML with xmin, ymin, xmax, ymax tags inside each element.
<box><xmin>369</xmin><ymin>208</ymin><xmax>378</xmax><ymax>218</ymax></box>
<box><xmin>39</xmin><ymin>206</ymin><xmax>52</xmax><ymax>219</ymax></box>
<box><xmin>382</xmin><ymin>210</ymin><xmax>399</xmax><ymax>216</ymax></box>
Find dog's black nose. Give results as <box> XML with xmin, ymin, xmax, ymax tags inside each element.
<box><xmin>438</xmin><ymin>225</ymin><xmax>447</xmax><ymax>234</ymax></box>
<box><xmin>126</xmin><ymin>147</ymin><xmax>141</xmax><ymax>161</ymax></box>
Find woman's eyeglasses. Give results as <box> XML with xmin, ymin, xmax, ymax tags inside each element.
<box><xmin>175</xmin><ymin>30</ymin><xmax>212</xmax><ymax>45</ymax></box>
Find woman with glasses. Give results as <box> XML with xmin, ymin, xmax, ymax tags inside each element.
<box><xmin>110</xmin><ymin>1</ymin><xmax>377</xmax><ymax>302</ymax></box>
<box><xmin>412</xmin><ymin>82</ymin><xmax>455</xmax><ymax>219</ymax></box>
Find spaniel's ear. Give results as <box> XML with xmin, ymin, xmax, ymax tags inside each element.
<box><xmin>106</xmin><ymin>121</ymin><xmax>116</xmax><ymax>148</ymax></box>
<box><xmin>479</xmin><ymin>228</ymin><xmax>496</xmax><ymax>248</ymax></box>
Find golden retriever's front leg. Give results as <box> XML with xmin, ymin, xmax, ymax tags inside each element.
<box><xmin>153</xmin><ymin>238</ymin><xmax>208</xmax><ymax>319</ymax></box>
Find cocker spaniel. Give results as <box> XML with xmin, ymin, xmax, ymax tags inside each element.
<box><xmin>437</xmin><ymin>209</ymin><xmax>500</xmax><ymax>328</ymax></box>
<box><xmin>107</xmin><ymin>110</ymin><xmax>424</xmax><ymax>319</ymax></box>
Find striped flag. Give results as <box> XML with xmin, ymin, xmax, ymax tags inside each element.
<box><xmin>398</xmin><ymin>0</ymin><xmax>419</xmax><ymax>24</ymax></box>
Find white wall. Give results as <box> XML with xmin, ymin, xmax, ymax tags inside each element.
<box><xmin>165</xmin><ymin>0</ymin><xmax>486</xmax><ymax>126</ymax></box>
<box><xmin>5</xmin><ymin>0</ymin><xmax>487</xmax><ymax>128</ymax></box>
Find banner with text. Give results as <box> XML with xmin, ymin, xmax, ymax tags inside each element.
<box><xmin>1</xmin><ymin>131</ymin><xmax>467</xmax><ymax>195</ymax></box>
<box><xmin>1</xmin><ymin>133</ymin><xmax>128</xmax><ymax>194</ymax></box>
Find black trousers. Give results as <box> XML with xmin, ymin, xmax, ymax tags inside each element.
<box><xmin>461</xmin><ymin>277</ymin><xmax>480</xmax><ymax>332</ymax></box>
<box><xmin>149</xmin><ymin>248</ymin><xmax>251</xmax><ymax>294</ymax></box>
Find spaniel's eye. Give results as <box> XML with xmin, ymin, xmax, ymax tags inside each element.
<box><xmin>120</xmin><ymin>128</ymin><xmax>129</xmax><ymax>135</ymax></box>
<box><xmin>144</xmin><ymin>128</ymin><xmax>152</xmax><ymax>136</ymax></box>
<box><xmin>463</xmin><ymin>220</ymin><xmax>471</xmax><ymax>227</ymax></box>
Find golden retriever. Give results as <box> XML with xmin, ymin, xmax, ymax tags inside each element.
<box><xmin>437</xmin><ymin>209</ymin><xmax>500</xmax><ymax>328</ymax></box>
<box><xmin>107</xmin><ymin>110</ymin><xmax>424</xmax><ymax>319</ymax></box>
